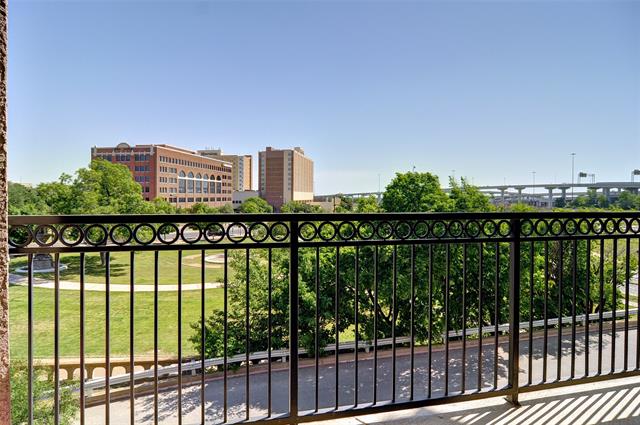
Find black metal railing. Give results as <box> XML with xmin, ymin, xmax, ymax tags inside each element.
<box><xmin>7</xmin><ymin>212</ymin><xmax>640</xmax><ymax>424</ymax></box>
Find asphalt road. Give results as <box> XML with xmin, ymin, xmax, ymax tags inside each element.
<box><xmin>83</xmin><ymin>325</ymin><xmax>638</xmax><ymax>425</ymax></box>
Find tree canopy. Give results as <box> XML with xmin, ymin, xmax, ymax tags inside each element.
<box><xmin>238</xmin><ymin>197</ymin><xmax>273</xmax><ymax>214</ymax></box>
<box><xmin>280</xmin><ymin>200</ymin><xmax>323</xmax><ymax>213</ymax></box>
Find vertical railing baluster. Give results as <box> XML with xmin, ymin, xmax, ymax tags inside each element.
<box><xmin>314</xmin><ymin>247</ymin><xmax>319</xmax><ymax>412</ymax></box>
<box><xmin>354</xmin><ymin>245</ymin><xmax>360</xmax><ymax>407</ymax></box>
<box><xmin>54</xmin><ymin>253</ymin><xmax>60</xmax><ymax>425</ymax></box>
<box><xmin>571</xmin><ymin>239</ymin><xmax>577</xmax><ymax>379</ymax></box>
<box><xmin>543</xmin><ymin>241</ymin><xmax>549</xmax><ymax>383</ymax></box>
<box><xmin>289</xmin><ymin>220</ymin><xmax>300</xmax><ymax>419</ymax></box>
<box><xmin>129</xmin><ymin>251</ymin><xmax>135</xmax><ymax>425</ymax></box>
<box><xmin>493</xmin><ymin>243</ymin><xmax>499</xmax><ymax>390</ymax></box>
<box><xmin>335</xmin><ymin>246</ymin><xmax>340</xmax><ymax>409</ymax></box>
<box><xmin>557</xmin><ymin>240</ymin><xmax>563</xmax><ymax>382</ymax></box>
<box><xmin>585</xmin><ymin>239</ymin><xmax>590</xmax><ymax>378</ymax></box>
<box><xmin>154</xmin><ymin>251</ymin><xmax>159</xmax><ymax>425</ymax></box>
<box><xmin>427</xmin><ymin>245</ymin><xmax>433</xmax><ymax>399</ymax></box>
<box><xmin>223</xmin><ymin>249</ymin><xmax>228</xmax><ymax>423</ymax></box>
<box><xmin>105</xmin><ymin>252</ymin><xmax>111</xmax><ymax>425</ymax></box>
<box><xmin>612</xmin><ymin>239</ymin><xmax>617</xmax><ymax>374</ymax></box>
<box><xmin>245</xmin><ymin>248</ymin><xmax>250</xmax><ymax>421</ymax></box>
<box><xmin>598</xmin><ymin>239</ymin><xmax>604</xmax><ymax>376</ymax></box>
<box><xmin>200</xmin><ymin>249</ymin><xmax>206</xmax><ymax>423</ymax></box>
<box><xmin>177</xmin><ymin>251</ymin><xmax>183</xmax><ymax>425</ymax></box>
<box><xmin>624</xmin><ymin>238</ymin><xmax>630</xmax><ymax>371</ymax></box>
<box><xmin>410</xmin><ymin>244</ymin><xmax>415</xmax><ymax>401</ymax></box>
<box><xmin>268</xmin><ymin>247</ymin><xmax>273</xmax><ymax>417</ymax></box>
<box><xmin>79</xmin><ymin>253</ymin><xmax>86</xmax><ymax>425</ymax></box>
<box><xmin>462</xmin><ymin>244</ymin><xmax>467</xmax><ymax>393</ymax></box>
<box><xmin>507</xmin><ymin>218</ymin><xmax>521</xmax><ymax>404</ymax></box>
<box><xmin>392</xmin><ymin>245</ymin><xmax>397</xmax><ymax>402</ymax></box>
<box><xmin>444</xmin><ymin>244</ymin><xmax>450</xmax><ymax>396</ymax></box>
<box><xmin>27</xmin><ymin>253</ymin><xmax>33</xmax><ymax>425</ymax></box>
<box><xmin>477</xmin><ymin>243</ymin><xmax>483</xmax><ymax>391</ymax></box>
<box><xmin>373</xmin><ymin>245</ymin><xmax>379</xmax><ymax>405</ymax></box>
<box><xmin>528</xmin><ymin>242</ymin><xmax>534</xmax><ymax>386</ymax></box>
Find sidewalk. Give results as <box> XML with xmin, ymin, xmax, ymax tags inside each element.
<box><xmin>9</xmin><ymin>273</ymin><xmax>222</xmax><ymax>292</ymax></box>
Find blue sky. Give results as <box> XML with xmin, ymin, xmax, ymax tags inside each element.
<box><xmin>8</xmin><ymin>0</ymin><xmax>640</xmax><ymax>194</ymax></box>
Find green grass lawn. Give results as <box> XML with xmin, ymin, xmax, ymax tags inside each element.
<box><xmin>9</xmin><ymin>286</ymin><xmax>223</xmax><ymax>359</ymax></box>
<box><xmin>9</xmin><ymin>250</ymin><xmax>225</xmax><ymax>285</ymax></box>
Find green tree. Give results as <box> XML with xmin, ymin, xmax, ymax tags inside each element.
<box><xmin>280</xmin><ymin>201</ymin><xmax>323</xmax><ymax>213</ymax></box>
<box><xmin>217</xmin><ymin>204</ymin><xmax>235</xmax><ymax>214</ymax></box>
<box><xmin>448</xmin><ymin>177</ymin><xmax>494</xmax><ymax>212</ymax></box>
<box><xmin>571</xmin><ymin>189</ymin><xmax>608</xmax><ymax>209</ymax></box>
<box><xmin>188</xmin><ymin>203</ymin><xmax>219</xmax><ymax>215</ymax></box>
<box><xmin>150</xmin><ymin>197</ymin><xmax>176</xmax><ymax>214</ymax></box>
<box><xmin>238</xmin><ymin>197</ymin><xmax>273</xmax><ymax>214</ymax></box>
<box><xmin>382</xmin><ymin>172</ymin><xmax>452</xmax><ymax>212</ymax></box>
<box><xmin>8</xmin><ymin>182</ymin><xmax>49</xmax><ymax>215</ymax></box>
<box><xmin>614</xmin><ymin>191</ymin><xmax>640</xmax><ymax>210</ymax></box>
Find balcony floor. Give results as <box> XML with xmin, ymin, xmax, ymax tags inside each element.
<box><xmin>310</xmin><ymin>376</ymin><xmax>640</xmax><ymax>425</ymax></box>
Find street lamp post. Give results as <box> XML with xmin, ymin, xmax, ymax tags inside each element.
<box><xmin>571</xmin><ymin>153</ymin><xmax>576</xmax><ymax>200</ymax></box>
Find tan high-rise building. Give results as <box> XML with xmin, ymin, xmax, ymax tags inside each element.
<box><xmin>258</xmin><ymin>147</ymin><xmax>313</xmax><ymax>209</ymax></box>
<box><xmin>198</xmin><ymin>149</ymin><xmax>253</xmax><ymax>191</ymax></box>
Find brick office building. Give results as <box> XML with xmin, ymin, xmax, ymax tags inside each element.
<box><xmin>258</xmin><ymin>146</ymin><xmax>313</xmax><ymax>210</ymax></box>
<box><xmin>91</xmin><ymin>143</ymin><xmax>233</xmax><ymax>208</ymax></box>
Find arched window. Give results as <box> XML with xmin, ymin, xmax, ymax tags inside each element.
<box><xmin>210</xmin><ymin>175</ymin><xmax>216</xmax><ymax>193</ymax></box>
<box><xmin>203</xmin><ymin>174</ymin><xmax>209</xmax><ymax>193</ymax></box>
<box><xmin>216</xmin><ymin>175</ymin><xmax>222</xmax><ymax>194</ymax></box>
<box><xmin>195</xmin><ymin>173</ymin><xmax>202</xmax><ymax>193</ymax></box>
<box><xmin>187</xmin><ymin>172</ymin><xmax>194</xmax><ymax>193</ymax></box>
<box><xmin>178</xmin><ymin>171</ymin><xmax>186</xmax><ymax>193</ymax></box>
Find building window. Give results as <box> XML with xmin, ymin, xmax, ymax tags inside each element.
<box><xmin>203</xmin><ymin>174</ymin><xmax>209</xmax><ymax>193</ymax></box>
<box><xmin>216</xmin><ymin>176</ymin><xmax>222</xmax><ymax>194</ymax></box>
<box><xmin>187</xmin><ymin>172</ymin><xmax>194</xmax><ymax>193</ymax></box>
<box><xmin>179</xmin><ymin>171</ymin><xmax>186</xmax><ymax>193</ymax></box>
<box><xmin>195</xmin><ymin>173</ymin><xmax>202</xmax><ymax>193</ymax></box>
<box><xmin>210</xmin><ymin>176</ymin><xmax>216</xmax><ymax>194</ymax></box>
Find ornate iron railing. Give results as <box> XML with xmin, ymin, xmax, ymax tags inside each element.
<box><xmin>7</xmin><ymin>212</ymin><xmax>640</xmax><ymax>424</ymax></box>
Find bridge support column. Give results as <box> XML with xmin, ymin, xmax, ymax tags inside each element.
<box><xmin>547</xmin><ymin>188</ymin><xmax>554</xmax><ymax>208</ymax></box>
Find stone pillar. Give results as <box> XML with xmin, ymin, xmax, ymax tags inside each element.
<box><xmin>0</xmin><ymin>0</ymin><xmax>10</xmax><ymax>422</ymax></box>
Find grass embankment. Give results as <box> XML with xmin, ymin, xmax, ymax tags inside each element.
<box><xmin>9</xmin><ymin>250</ymin><xmax>229</xmax><ymax>358</ymax></box>
<box><xmin>9</xmin><ymin>286</ymin><xmax>223</xmax><ymax>359</ymax></box>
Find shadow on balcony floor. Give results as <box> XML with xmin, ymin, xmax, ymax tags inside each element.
<box><xmin>317</xmin><ymin>376</ymin><xmax>640</xmax><ymax>425</ymax></box>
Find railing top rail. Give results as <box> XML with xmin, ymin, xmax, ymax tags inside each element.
<box><xmin>8</xmin><ymin>210</ymin><xmax>640</xmax><ymax>225</ymax></box>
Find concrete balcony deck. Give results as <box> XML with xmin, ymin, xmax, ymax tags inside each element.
<box><xmin>310</xmin><ymin>376</ymin><xmax>640</xmax><ymax>425</ymax></box>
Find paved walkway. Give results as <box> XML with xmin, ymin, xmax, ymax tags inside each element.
<box><xmin>9</xmin><ymin>274</ymin><xmax>222</xmax><ymax>292</ymax></box>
